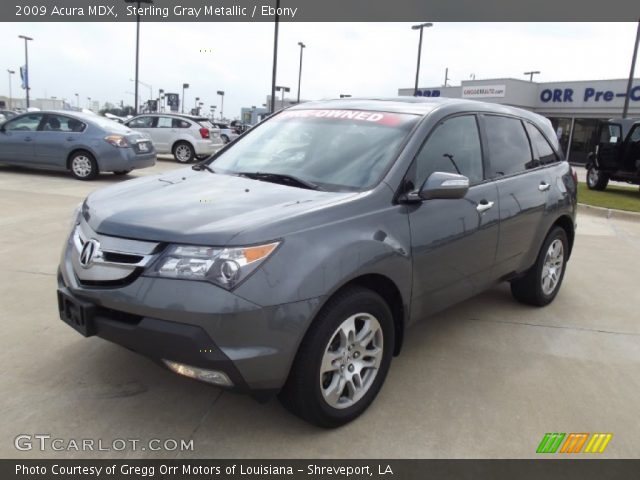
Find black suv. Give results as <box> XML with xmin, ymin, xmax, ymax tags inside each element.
<box><xmin>586</xmin><ymin>117</ymin><xmax>640</xmax><ymax>190</ymax></box>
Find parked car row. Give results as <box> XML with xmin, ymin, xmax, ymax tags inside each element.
<box><xmin>0</xmin><ymin>110</ymin><xmax>155</xmax><ymax>180</ymax></box>
<box><xmin>0</xmin><ymin>111</ymin><xmax>229</xmax><ymax>180</ymax></box>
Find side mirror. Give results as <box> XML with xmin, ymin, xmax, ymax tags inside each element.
<box><xmin>409</xmin><ymin>171</ymin><xmax>470</xmax><ymax>201</ymax></box>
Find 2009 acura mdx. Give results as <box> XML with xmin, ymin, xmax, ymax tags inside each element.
<box><xmin>57</xmin><ymin>98</ymin><xmax>577</xmax><ymax>427</ymax></box>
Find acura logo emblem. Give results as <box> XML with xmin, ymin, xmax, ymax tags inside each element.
<box><xmin>79</xmin><ymin>239</ymin><xmax>101</xmax><ymax>268</ymax></box>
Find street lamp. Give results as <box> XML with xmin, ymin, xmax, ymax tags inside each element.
<box><xmin>297</xmin><ymin>42</ymin><xmax>306</xmax><ymax>103</ymax></box>
<box><xmin>7</xmin><ymin>70</ymin><xmax>15</xmax><ymax>109</ymax></box>
<box><xmin>623</xmin><ymin>19</ymin><xmax>640</xmax><ymax>118</ymax></box>
<box><xmin>74</xmin><ymin>93</ymin><xmax>79</xmax><ymax>109</ymax></box>
<box><xmin>158</xmin><ymin>88</ymin><xmax>164</xmax><ymax>112</ymax></box>
<box><xmin>524</xmin><ymin>71</ymin><xmax>541</xmax><ymax>82</ymax></box>
<box><xmin>87</xmin><ymin>96</ymin><xmax>92</xmax><ymax>110</ymax></box>
<box><xmin>217</xmin><ymin>90</ymin><xmax>225</xmax><ymax>119</ymax></box>
<box><xmin>411</xmin><ymin>23</ymin><xmax>433</xmax><ymax>96</ymax></box>
<box><xmin>275</xmin><ymin>86</ymin><xmax>290</xmax><ymax>109</ymax></box>
<box><xmin>182</xmin><ymin>83</ymin><xmax>189</xmax><ymax>113</ymax></box>
<box><xmin>125</xmin><ymin>0</ymin><xmax>153</xmax><ymax>115</ymax></box>
<box><xmin>18</xmin><ymin>35</ymin><xmax>33</xmax><ymax>108</ymax></box>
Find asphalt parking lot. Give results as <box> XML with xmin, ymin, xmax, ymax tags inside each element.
<box><xmin>1</xmin><ymin>161</ymin><xmax>639</xmax><ymax>459</ymax></box>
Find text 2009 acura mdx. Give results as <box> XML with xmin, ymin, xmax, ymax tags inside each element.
<box><xmin>58</xmin><ymin>98</ymin><xmax>577</xmax><ymax>427</ymax></box>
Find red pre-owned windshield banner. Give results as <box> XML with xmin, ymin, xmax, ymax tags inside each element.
<box><xmin>275</xmin><ymin>109</ymin><xmax>416</xmax><ymax>126</ymax></box>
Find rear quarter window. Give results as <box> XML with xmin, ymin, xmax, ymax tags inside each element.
<box><xmin>525</xmin><ymin>122</ymin><xmax>559</xmax><ymax>165</ymax></box>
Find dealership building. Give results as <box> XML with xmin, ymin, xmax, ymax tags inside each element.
<box><xmin>399</xmin><ymin>77</ymin><xmax>640</xmax><ymax>164</ymax></box>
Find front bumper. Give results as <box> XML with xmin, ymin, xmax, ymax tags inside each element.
<box><xmin>58</xmin><ymin>233</ymin><xmax>321</xmax><ymax>394</ymax></box>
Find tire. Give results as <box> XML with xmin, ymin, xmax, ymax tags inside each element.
<box><xmin>221</xmin><ymin>134</ymin><xmax>230</xmax><ymax>144</ymax></box>
<box><xmin>113</xmin><ymin>170</ymin><xmax>132</xmax><ymax>176</ymax></box>
<box><xmin>586</xmin><ymin>166</ymin><xmax>609</xmax><ymax>191</ymax></box>
<box><xmin>510</xmin><ymin>226</ymin><xmax>569</xmax><ymax>306</ymax></box>
<box><xmin>278</xmin><ymin>286</ymin><xmax>394</xmax><ymax>428</ymax></box>
<box><xmin>69</xmin><ymin>151</ymin><xmax>98</xmax><ymax>180</ymax></box>
<box><xmin>172</xmin><ymin>141</ymin><xmax>195</xmax><ymax>163</ymax></box>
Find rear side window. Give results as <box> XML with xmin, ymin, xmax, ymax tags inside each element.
<box><xmin>484</xmin><ymin>115</ymin><xmax>533</xmax><ymax>176</ymax></box>
<box><xmin>128</xmin><ymin>116</ymin><xmax>154</xmax><ymax>128</ymax></box>
<box><xmin>42</xmin><ymin>114</ymin><xmax>85</xmax><ymax>133</ymax></box>
<box><xmin>415</xmin><ymin>115</ymin><xmax>484</xmax><ymax>185</ymax></box>
<box><xmin>525</xmin><ymin>123</ymin><xmax>558</xmax><ymax>165</ymax></box>
<box><xmin>172</xmin><ymin>119</ymin><xmax>191</xmax><ymax>128</ymax></box>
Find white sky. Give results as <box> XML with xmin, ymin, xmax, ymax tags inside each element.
<box><xmin>1</xmin><ymin>22</ymin><xmax>638</xmax><ymax>119</ymax></box>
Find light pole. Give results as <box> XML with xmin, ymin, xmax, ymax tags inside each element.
<box><xmin>524</xmin><ymin>71</ymin><xmax>541</xmax><ymax>82</ymax></box>
<box><xmin>194</xmin><ymin>97</ymin><xmax>200</xmax><ymax>115</ymax></box>
<box><xmin>297</xmin><ymin>42</ymin><xmax>306</xmax><ymax>103</ymax></box>
<box><xmin>74</xmin><ymin>93</ymin><xmax>79</xmax><ymax>109</ymax></box>
<box><xmin>181</xmin><ymin>83</ymin><xmax>189</xmax><ymax>113</ymax></box>
<box><xmin>18</xmin><ymin>35</ymin><xmax>33</xmax><ymax>108</ymax></box>
<box><xmin>217</xmin><ymin>90</ymin><xmax>225</xmax><ymax>119</ymax></box>
<box><xmin>87</xmin><ymin>97</ymin><xmax>92</xmax><ymax>110</ymax></box>
<box><xmin>411</xmin><ymin>23</ymin><xmax>433</xmax><ymax>96</ymax></box>
<box><xmin>158</xmin><ymin>88</ymin><xmax>164</xmax><ymax>112</ymax></box>
<box><xmin>623</xmin><ymin>19</ymin><xmax>640</xmax><ymax>119</ymax></box>
<box><xmin>7</xmin><ymin>70</ymin><xmax>15</xmax><ymax>109</ymax></box>
<box><xmin>125</xmin><ymin>0</ymin><xmax>153</xmax><ymax>115</ymax></box>
<box><xmin>270</xmin><ymin>0</ymin><xmax>280</xmax><ymax>113</ymax></box>
<box><xmin>275</xmin><ymin>86</ymin><xmax>290</xmax><ymax>110</ymax></box>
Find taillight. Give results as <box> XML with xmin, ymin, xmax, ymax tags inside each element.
<box><xmin>199</xmin><ymin>127</ymin><xmax>210</xmax><ymax>139</ymax></box>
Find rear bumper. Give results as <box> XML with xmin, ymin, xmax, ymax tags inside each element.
<box><xmin>97</xmin><ymin>148</ymin><xmax>156</xmax><ymax>172</ymax></box>
<box><xmin>193</xmin><ymin>140</ymin><xmax>224</xmax><ymax>156</ymax></box>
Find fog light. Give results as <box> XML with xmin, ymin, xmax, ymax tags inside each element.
<box><xmin>163</xmin><ymin>360</ymin><xmax>233</xmax><ymax>387</ymax></box>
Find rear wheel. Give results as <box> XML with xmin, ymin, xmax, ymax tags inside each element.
<box><xmin>69</xmin><ymin>151</ymin><xmax>98</xmax><ymax>180</ymax></box>
<box><xmin>586</xmin><ymin>166</ymin><xmax>609</xmax><ymax>191</ymax></box>
<box><xmin>172</xmin><ymin>142</ymin><xmax>195</xmax><ymax>163</ymax></box>
<box><xmin>511</xmin><ymin>226</ymin><xmax>568</xmax><ymax>306</ymax></box>
<box><xmin>279</xmin><ymin>286</ymin><xmax>394</xmax><ymax>428</ymax></box>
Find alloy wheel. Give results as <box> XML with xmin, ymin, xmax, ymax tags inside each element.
<box><xmin>175</xmin><ymin>145</ymin><xmax>192</xmax><ymax>162</ymax></box>
<box><xmin>541</xmin><ymin>239</ymin><xmax>564</xmax><ymax>295</ymax></box>
<box><xmin>319</xmin><ymin>313</ymin><xmax>383</xmax><ymax>409</ymax></box>
<box><xmin>71</xmin><ymin>156</ymin><xmax>92</xmax><ymax>178</ymax></box>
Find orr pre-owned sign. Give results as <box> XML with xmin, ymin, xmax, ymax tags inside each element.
<box><xmin>539</xmin><ymin>82</ymin><xmax>640</xmax><ymax>105</ymax></box>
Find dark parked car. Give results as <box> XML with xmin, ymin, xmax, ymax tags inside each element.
<box><xmin>586</xmin><ymin>117</ymin><xmax>640</xmax><ymax>190</ymax></box>
<box><xmin>57</xmin><ymin>98</ymin><xmax>577</xmax><ymax>427</ymax></box>
<box><xmin>0</xmin><ymin>111</ymin><xmax>156</xmax><ymax>179</ymax></box>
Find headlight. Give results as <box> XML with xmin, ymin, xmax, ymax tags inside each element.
<box><xmin>104</xmin><ymin>135</ymin><xmax>129</xmax><ymax>148</ymax></box>
<box><xmin>69</xmin><ymin>203</ymin><xmax>82</xmax><ymax>230</ymax></box>
<box><xmin>148</xmin><ymin>242</ymin><xmax>280</xmax><ymax>289</ymax></box>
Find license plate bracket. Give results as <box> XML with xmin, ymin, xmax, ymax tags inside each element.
<box><xmin>57</xmin><ymin>289</ymin><xmax>96</xmax><ymax>337</ymax></box>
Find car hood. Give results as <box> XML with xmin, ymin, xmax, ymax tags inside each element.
<box><xmin>84</xmin><ymin>168</ymin><xmax>358</xmax><ymax>245</ymax></box>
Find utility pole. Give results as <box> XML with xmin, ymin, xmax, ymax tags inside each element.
<box><xmin>623</xmin><ymin>19</ymin><xmax>640</xmax><ymax>119</ymax></box>
<box><xmin>297</xmin><ymin>42</ymin><xmax>306</xmax><ymax>103</ymax></box>
<box><xmin>18</xmin><ymin>35</ymin><xmax>33</xmax><ymax>108</ymax></box>
<box><xmin>270</xmin><ymin>0</ymin><xmax>280</xmax><ymax>113</ymax></box>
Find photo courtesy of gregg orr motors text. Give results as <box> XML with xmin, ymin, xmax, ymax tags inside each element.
<box><xmin>14</xmin><ymin>435</ymin><xmax>194</xmax><ymax>453</ymax></box>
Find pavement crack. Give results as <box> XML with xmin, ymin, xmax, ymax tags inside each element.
<box><xmin>174</xmin><ymin>389</ymin><xmax>224</xmax><ymax>459</ymax></box>
<box><xmin>468</xmin><ymin>317</ymin><xmax>640</xmax><ymax>337</ymax></box>
<box><xmin>10</xmin><ymin>269</ymin><xmax>56</xmax><ymax>277</ymax></box>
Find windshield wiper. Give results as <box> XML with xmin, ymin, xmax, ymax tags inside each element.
<box><xmin>236</xmin><ymin>172</ymin><xmax>322</xmax><ymax>190</ymax></box>
<box><xmin>192</xmin><ymin>162</ymin><xmax>215</xmax><ymax>173</ymax></box>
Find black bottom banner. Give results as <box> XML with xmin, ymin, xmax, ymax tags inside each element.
<box><xmin>3</xmin><ymin>459</ymin><xmax>639</xmax><ymax>480</ymax></box>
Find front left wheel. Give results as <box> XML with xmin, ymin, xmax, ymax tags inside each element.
<box><xmin>279</xmin><ymin>286</ymin><xmax>394</xmax><ymax>428</ymax></box>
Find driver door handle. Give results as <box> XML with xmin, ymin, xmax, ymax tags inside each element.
<box><xmin>476</xmin><ymin>200</ymin><xmax>495</xmax><ymax>213</ymax></box>
<box><xmin>539</xmin><ymin>182</ymin><xmax>551</xmax><ymax>191</ymax></box>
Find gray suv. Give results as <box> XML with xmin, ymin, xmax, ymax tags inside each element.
<box><xmin>57</xmin><ymin>98</ymin><xmax>577</xmax><ymax>427</ymax></box>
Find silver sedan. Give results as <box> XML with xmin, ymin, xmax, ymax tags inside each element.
<box><xmin>0</xmin><ymin>111</ymin><xmax>156</xmax><ymax>180</ymax></box>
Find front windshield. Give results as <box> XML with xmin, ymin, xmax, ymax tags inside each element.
<box><xmin>210</xmin><ymin>109</ymin><xmax>420</xmax><ymax>191</ymax></box>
